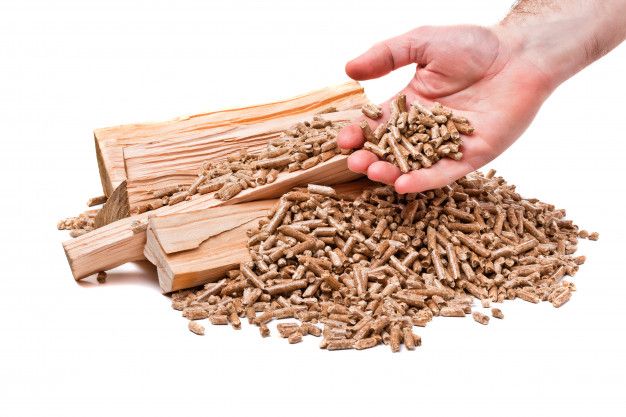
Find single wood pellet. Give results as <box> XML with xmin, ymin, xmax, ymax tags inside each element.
<box><xmin>360</xmin><ymin>95</ymin><xmax>473</xmax><ymax>173</ymax></box>
<box><xmin>96</xmin><ymin>271</ymin><xmax>107</xmax><ymax>284</ymax></box>
<box><xmin>361</xmin><ymin>103</ymin><xmax>383</xmax><ymax>119</ymax></box>
<box><xmin>491</xmin><ymin>308</ymin><xmax>504</xmax><ymax>319</ymax></box>
<box><xmin>472</xmin><ymin>311</ymin><xmax>490</xmax><ymax>325</ymax></box>
<box><xmin>288</xmin><ymin>331</ymin><xmax>303</xmax><ymax>344</ymax></box>
<box><xmin>173</xmin><ymin>171</ymin><xmax>593</xmax><ymax>351</ymax></box>
<box><xmin>87</xmin><ymin>195</ymin><xmax>108</xmax><ymax>207</ymax></box>
<box><xmin>188</xmin><ymin>321</ymin><xmax>205</xmax><ymax>335</ymax></box>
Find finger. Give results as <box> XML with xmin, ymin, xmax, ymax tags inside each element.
<box><xmin>345</xmin><ymin>28</ymin><xmax>429</xmax><ymax>81</ymax></box>
<box><xmin>394</xmin><ymin>159</ymin><xmax>476</xmax><ymax>194</ymax></box>
<box><xmin>337</xmin><ymin>123</ymin><xmax>366</xmax><ymax>150</ymax></box>
<box><xmin>367</xmin><ymin>161</ymin><xmax>402</xmax><ymax>186</ymax></box>
<box><xmin>347</xmin><ymin>150</ymin><xmax>379</xmax><ymax>174</ymax></box>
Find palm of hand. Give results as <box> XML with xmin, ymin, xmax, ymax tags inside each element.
<box><xmin>339</xmin><ymin>25</ymin><xmax>552</xmax><ymax>193</ymax></box>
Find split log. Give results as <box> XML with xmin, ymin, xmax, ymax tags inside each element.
<box><xmin>123</xmin><ymin>109</ymin><xmax>362</xmax><ymax>212</ymax></box>
<box><xmin>144</xmin><ymin>180</ymin><xmax>371</xmax><ymax>293</ymax></box>
<box><xmin>150</xmin><ymin>200</ymin><xmax>276</xmax><ymax>254</ymax></box>
<box><xmin>144</xmin><ymin>204</ymin><xmax>272</xmax><ymax>292</ymax></box>
<box><xmin>94</xmin><ymin>81</ymin><xmax>366</xmax><ymax>196</ymax></box>
<box><xmin>63</xmin><ymin>154</ymin><xmax>361</xmax><ymax>280</ymax></box>
<box><xmin>93</xmin><ymin>180</ymin><xmax>130</xmax><ymax>228</ymax></box>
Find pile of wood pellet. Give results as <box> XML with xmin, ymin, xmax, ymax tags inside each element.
<box><xmin>133</xmin><ymin>116</ymin><xmax>350</xmax><ymax>214</ymax></box>
<box><xmin>360</xmin><ymin>96</ymin><xmax>473</xmax><ymax>173</ymax></box>
<box><xmin>56</xmin><ymin>210</ymin><xmax>98</xmax><ymax>238</ymax></box>
<box><xmin>172</xmin><ymin>170</ymin><xmax>596</xmax><ymax>351</ymax></box>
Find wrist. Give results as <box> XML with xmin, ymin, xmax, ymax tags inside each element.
<box><xmin>494</xmin><ymin>21</ymin><xmax>585</xmax><ymax>91</ymax></box>
<box><xmin>496</xmin><ymin>1</ymin><xmax>626</xmax><ymax>90</ymax></box>
<box><xmin>490</xmin><ymin>23</ymin><xmax>559</xmax><ymax>96</ymax></box>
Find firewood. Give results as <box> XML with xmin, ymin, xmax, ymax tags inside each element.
<box><xmin>150</xmin><ymin>200</ymin><xmax>277</xmax><ymax>255</ymax></box>
<box><xmin>94</xmin><ymin>81</ymin><xmax>366</xmax><ymax>196</ymax></box>
<box><xmin>63</xmin><ymin>155</ymin><xmax>361</xmax><ymax>280</ymax></box>
<box><xmin>124</xmin><ymin>108</ymin><xmax>362</xmax><ymax>213</ymax></box>
<box><xmin>93</xmin><ymin>180</ymin><xmax>130</xmax><ymax>228</ymax></box>
<box><xmin>144</xmin><ymin>180</ymin><xmax>371</xmax><ymax>293</ymax></box>
<box><xmin>144</xmin><ymin>214</ymin><xmax>262</xmax><ymax>293</ymax></box>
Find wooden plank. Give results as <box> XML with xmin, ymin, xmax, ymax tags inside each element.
<box><xmin>145</xmin><ymin>218</ymin><xmax>257</xmax><ymax>293</ymax></box>
<box><xmin>94</xmin><ymin>81</ymin><xmax>365</xmax><ymax>196</ymax></box>
<box><xmin>123</xmin><ymin>109</ymin><xmax>362</xmax><ymax>212</ymax></box>
<box><xmin>151</xmin><ymin>200</ymin><xmax>275</xmax><ymax>254</ymax></box>
<box><xmin>144</xmin><ymin>180</ymin><xmax>371</xmax><ymax>293</ymax></box>
<box><xmin>63</xmin><ymin>154</ymin><xmax>361</xmax><ymax>280</ymax></box>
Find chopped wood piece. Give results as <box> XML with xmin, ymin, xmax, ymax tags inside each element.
<box><xmin>95</xmin><ymin>81</ymin><xmax>367</xmax><ymax>197</ymax></box>
<box><xmin>63</xmin><ymin>158</ymin><xmax>364</xmax><ymax>281</ymax></box>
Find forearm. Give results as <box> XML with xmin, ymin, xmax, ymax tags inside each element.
<box><xmin>498</xmin><ymin>0</ymin><xmax>626</xmax><ymax>88</ymax></box>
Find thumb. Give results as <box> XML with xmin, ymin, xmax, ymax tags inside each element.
<box><xmin>345</xmin><ymin>28</ymin><xmax>430</xmax><ymax>80</ymax></box>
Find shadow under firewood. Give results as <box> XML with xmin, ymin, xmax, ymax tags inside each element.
<box><xmin>76</xmin><ymin>261</ymin><xmax>162</xmax><ymax>292</ymax></box>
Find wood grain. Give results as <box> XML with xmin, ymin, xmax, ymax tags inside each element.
<box><xmin>145</xmin><ymin>216</ymin><xmax>258</xmax><ymax>293</ymax></box>
<box><xmin>94</xmin><ymin>81</ymin><xmax>366</xmax><ymax>196</ymax></box>
<box><xmin>93</xmin><ymin>180</ymin><xmax>130</xmax><ymax>228</ymax></box>
<box><xmin>150</xmin><ymin>200</ymin><xmax>276</xmax><ymax>254</ymax></box>
<box><xmin>123</xmin><ymin>109</ymin><xmax>363</xmax><ymax>212</ymax></box>
<box><xmin>63</xmin><ymin>154</ymin><xmax>361</xmax><ymax>280</ymax></box>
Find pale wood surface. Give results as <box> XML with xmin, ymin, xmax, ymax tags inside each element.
<box><xmin>144</xmin><ymin>179</ymin><xmax>372</xmax><ymax>292</ymax></box>
<box><xmin>145</xmin><ymin>217</ymin><xmax>257</xmax><ymax>293</ymax></box>
<box><xmin>93</xmin><ymin>180</ymin><xmax>129</xmax><ymax>228</ymax></box>
<box><xmin>123</xmin><ymin>108</ymin><xmax>363</xmax><ymax>211</ymax></box>
<box><xmin>94</xmin><ymin>81</ymin><xmax>366</xmax><ymax>196</ymax></box>
<box><xmin>63</xmin><ymin>154</ymin><xmax>362</xmax><ymax>280</ymax></box>
<box><xmin>150</xmin><ymin>200</ymin><xmax>276</xmax><ymax>254</ymax></box>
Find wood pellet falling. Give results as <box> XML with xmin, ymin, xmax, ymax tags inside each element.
<box><xmin>56</xmin><ymin>82</ymin><xmax>597</xmax><ymax>352</ymax></box>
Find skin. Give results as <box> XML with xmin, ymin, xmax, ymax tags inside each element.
<box><xmin>338</xmin><ymin>0</ymin><xmax>626</xmax><ymax>193</ymax></box>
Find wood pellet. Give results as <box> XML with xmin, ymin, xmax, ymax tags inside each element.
<box><xmin>188</xmin><ymin>321</ymin><xmax>205</xmax><ymax>335</ymax></box>
<box><xmin>96</xmin><ymin>271</ymin><xmax>107</xmax><ymax>284</ymax></box>
<box><xmin>360</xmin><ymin>95</ymin><xmax>473</xmax><ymax>173</ymax></box>
<box><xmin>172</xmin><ymin>170</ymin><xmax>595</xmax><ymax>351</ymax></box>
<box><xmin>57</xmin><ymin>210</ymin><xmax>97</xmax><ymax>236</ymax></box>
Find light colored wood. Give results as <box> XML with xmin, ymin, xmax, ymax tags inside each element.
<box><xmin>94</xmin><ymin>81</ymin><xmax>366</xmax><ymax>196</ymax></box>
<box><xmin>145</xmin><ymin>214</ymin><xmax>259</xmax><ymax>293</ymax></box>
<box><xmin>63</xmin><ymin>154</ymin><xmax>362</xmax><ymax>280</ymax></box>
<box><xmin>144</xmin><ymin>180</ymin><xmax>372</xmax><ymax>293</ymax></box>
<box><xmin>123</xmin><ymin>109</ymin><xmax>363</xmax><ymax>212</ymax></box>
<box><xmin>93</xmin><ymin>181</ymin><xmax>129</xmax><ymax>228</ymax></box>
<box><xmin>151</xmin><ymin>200</ymin><xmax>276</xmax><ymax>254</ymax></box>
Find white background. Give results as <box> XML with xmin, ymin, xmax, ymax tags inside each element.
<box><xmin>1</xmin><ymin>0</ymin><xmax>625</xmax><ymax>415</ymax></box>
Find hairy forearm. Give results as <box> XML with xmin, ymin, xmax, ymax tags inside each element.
<box><xmin>498</xmin><ymin>0</ymin><xmax>626</xmax><ymax>88</ymax></box>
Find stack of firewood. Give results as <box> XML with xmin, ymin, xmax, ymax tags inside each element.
<box><xmin>60</xmin><ymin>81</ymin><xmax>369</xmax><ymax>291</ymax></box>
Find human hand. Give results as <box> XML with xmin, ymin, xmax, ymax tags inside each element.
<box><xmin>338</xmin><ymin>25</ymin><xmax>554</xmax><ymax>193</ymax></box>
